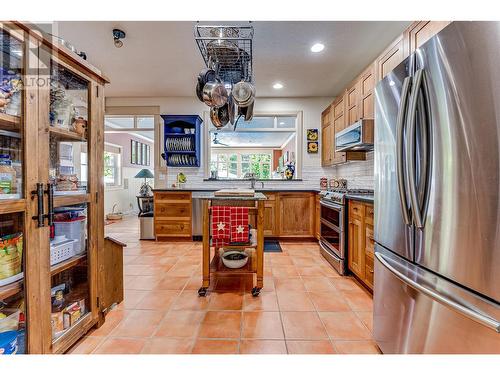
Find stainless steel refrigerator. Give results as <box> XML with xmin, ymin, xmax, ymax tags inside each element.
<box><xmin>374</xmin><ymin>21</ymin><xmax>500</xmax><ymax>354</ymax></box>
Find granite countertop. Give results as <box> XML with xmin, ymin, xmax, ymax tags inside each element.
<box><xmin>345</xmin><ymin>193</ymin><xmax>375</xmax><ymax>203</ymax></box>
<box><xmin>194</xmin><ymin>191</ymin><xmax>268</xmax><ymax>201</ymax></box>
<box><xmin>153</xmin><ymin>188</ymin><xmax>320</xmax><ymax>193</ymax></box>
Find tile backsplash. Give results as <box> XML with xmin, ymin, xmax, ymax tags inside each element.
<box><xmin>159</xmin><ymin>153</ymin><xmax>374</xmax><ymax>191</ymax></box>
<box><xmin>332</xmin><ymin>152</ymin><xmax>374</xmax><ymax>190</ymax></box>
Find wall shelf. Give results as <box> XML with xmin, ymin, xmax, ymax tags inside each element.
<box><xmin>161</xmin><ymin>115</ymin><xmax>202</xmax><ymax>167</ymax></box>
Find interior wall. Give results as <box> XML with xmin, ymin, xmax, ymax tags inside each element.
<box><xmin>104</xmin><ymin>132</ymin><xmax>154</xmax><ymax>215</ymax></box>
<box><xmin>106</xmin><ymin>97</ymin><xmax>373</xmax><ymax>188</ymax></box>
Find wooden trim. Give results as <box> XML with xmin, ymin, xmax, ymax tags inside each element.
<box><xmin>13</xmin><ymin>22</ymin><xmax>109</xmax><ymax>84</ymax></box>
<box><xmin>105</xmin><ymin>236</ymin><xmax>127</xmax><ymax>248</ymax></box>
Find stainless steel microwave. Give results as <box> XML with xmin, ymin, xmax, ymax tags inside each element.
<box><xmin>335</xmin><ymin>119</ymin><xmax>374</xmax><ymax>152</ymax></box>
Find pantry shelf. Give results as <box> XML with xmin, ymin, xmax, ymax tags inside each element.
<box><xmin>49</xmin><ymin>126</ymin><xmax>87</xmax><ymax>142</ymax></box>
<box><xmin>0</xmin><ymin>279</ymin><xmax>23</xmax><ymax>301</ymax></box>
<box><xmin>51</xmin><ymin>312</ymin><xmax>93</xmax><ymax>354</ymax></box>
<box><xmin>210</xmin><ymin>255</ymin><xmax>254</xmax><ymax>275</ymax></box>
<box><xmin>50</xmin><ymin>253</ymin><xmax>87</xmax><ymax>276</ymax></box>
<box><xmin>0</xmin><ymin>113</ymin><xmax>21</xmax><ymax>131</ymax></box>
<box><xmin>53</xmin><ymin>193</ymin><xmax>90</xmax><ymax>208</ymax></box>
<box><xmin>0</xmin><ymin>198</ymin><xmax>26</xmax><ymax>214</ymax></box>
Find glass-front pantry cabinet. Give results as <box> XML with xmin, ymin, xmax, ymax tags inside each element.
<box><xmin>0</xmin><ymin>22</ymin><xmax>109</xmax><ymax>354</ymax></box>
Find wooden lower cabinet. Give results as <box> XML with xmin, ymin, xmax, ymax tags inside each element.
<box><xmin>278</xmin><ymin>192</ymin><xmax>315</xmax><ymax>237</ymax></box>
<box><xmin>348</xmin><ymin>215</ymin><xmax>365</xmax><ymax>278</ymax></box>
<box><xmin>347</xmin><ymin>200</ymin><xmax>375</xmax><ymax>291</ymax></box>
<box><xmin>263</xmin><ymin>193</ymin><xmax>278</xmax><ymax>236</ymax></box>
<box><xmin>154</xmin><ymin>191</ymin><xmax>193</xmax><ymax>239</ymax></box>
<box><xmin>315</xmin><ymin>194</ymin><xmax>321</xmax><ymax>240</ymax></box>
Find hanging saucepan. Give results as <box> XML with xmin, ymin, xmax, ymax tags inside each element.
<box><xmin>196</xmin><ymin>68</ymin><xmax>216</xmax><ymax>103</ymax></box>
<box><xmin>232</xmin><ymin>81</ymin><xmax>255</xmax><ymax>107</ymax></box>
<box><xmin>210</xmin><ymin>104</ymin><xmax>229</xmax><ymax>129</ymax></box>
<box><xmin>228</xmin><ymin>93</ymin><xmax>236</xmax><ymax>125</ymax></box>
<box><xmin>195</xmin><ymin>80</ymin><xmax>204</xmax><ymax>102</ymax></box>
<box><xmin>244</xmin><ymin>100</ymin><xmax>254</xmax><ymax>122</ymax></box>
<box><xmin>203</xmin><ymin>80</ymin><xmax>228</xmax><ymax>107</ymax></box>
<box><xmin>198</xmin><ymin>68</ymin><xmax>216</xmax><ymax>86</ymax></box>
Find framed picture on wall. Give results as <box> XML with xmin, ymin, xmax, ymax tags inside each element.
<box><xmin>131</xmin><ymin>140</ymin><xmax>137</xmax><ymax>164</ymax></box>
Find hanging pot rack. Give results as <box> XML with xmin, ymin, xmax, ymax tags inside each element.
<box><xmin>194</xmin><ymin>24</ymin><xmax>254</xmax><ymax>85</ymax></box>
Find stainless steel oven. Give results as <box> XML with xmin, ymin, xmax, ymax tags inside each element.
<box><xmin>319</xmin><ymin>199</ymin><xmax>345</xmax><ymax>275</ymax></box>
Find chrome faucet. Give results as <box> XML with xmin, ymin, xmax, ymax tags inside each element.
<box><xmin>249</xmin><ymin>177</ymin><xmax>264</xmax><ymax>189</ymax></box>
<box><xmin>245</xmin><ymin>173</ymin><xmax>263</xmax><ymax>189</ymax></box>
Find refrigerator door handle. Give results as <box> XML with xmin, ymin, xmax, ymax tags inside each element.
<box><xmin>406</xmin><ymin>69</ymin><xmax>425</xmax><ymax>228</ymax></box>
<box><xmin>396</xmin><ymin>76</ymin><xmax>412</xmax><ymax>226</ymax></box>
<box><xmin>417</xmin><ymin>70</ymin><xmax>432</xmax><ymax>221</ymax></box>
<box><xmin>375</xmin><ymin>251</ymin><xmax>500</xmax><ymax>333</ymax></box>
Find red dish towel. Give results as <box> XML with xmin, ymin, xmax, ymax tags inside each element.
<box><xmin>211</xmin><ymin>206</ymin><xmax>231</xmax><ymax>247</ymax></box>
<box><xmin>230</xmin><ymin>207</ymin><xmax>249</xmax><ymax>243</ymax></box>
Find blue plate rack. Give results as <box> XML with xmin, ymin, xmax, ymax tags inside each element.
<box><xmin>161</xmin><ymin>115</ymin><xmax>202</xmax><ymax>167</ymax></box>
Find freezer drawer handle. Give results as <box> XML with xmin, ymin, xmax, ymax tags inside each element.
<box><xmin>374</xmin><ymin>251</ymin><xmax>500</xmax><ymax>333</ymax></box>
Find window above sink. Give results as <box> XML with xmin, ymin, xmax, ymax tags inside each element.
<box><xmin>205</xmin><ymin>113</ymin><xmax>302</xmax><ymax>180</ymax></box>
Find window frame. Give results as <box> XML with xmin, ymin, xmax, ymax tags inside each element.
<box><xmin>104</xmin><ymin>143</ymin><xmax>123</xmax><ymax>190</ymax></box>
<box><xmin>210</xmin><ymin>149</ymin><xmax>273</xmax><ymax>179</ymax></box>
<box><xmin>204</xmin><ymin>111</ymin><xmax>303</xmax><ymax>180</ymax></box>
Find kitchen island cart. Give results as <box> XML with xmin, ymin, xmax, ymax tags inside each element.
<box><xmin>198</xmin><ymin>192</ymin><xmax>266</xmax><ymax>297</ymax></box>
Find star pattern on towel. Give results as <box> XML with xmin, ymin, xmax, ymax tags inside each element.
<box><xmin>236</xmin><ymin>225</ymin><xmax>245</xmax><ymax>234</ymax></box>
<box><xmin>217</xmin><ymin>222</ymin><xmax>226</xmax><ymax>231</ymax></box>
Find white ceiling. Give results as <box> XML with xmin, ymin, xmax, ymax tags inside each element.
<box><xmin>55</xmin><ymin>21</ymin><xmax>409</xmax><ymax>98</ymax></box>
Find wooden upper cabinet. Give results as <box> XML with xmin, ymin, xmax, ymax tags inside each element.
<box><xmin>405</xmin><ymin>21</ymin><xmax>451</xmax><ymax>56</ymax></box>
<box><xmin>358</xmin><ymin>64</ymin><xmax>375</xmax><ymax>120</ymax></box>
<box><xmin>321</xmin><ymin>124</ymin><xmax>334</xmax><ymax>166</ymax></box>
<box><xmin>321</xmin><ymin>105</ymin><xmax>332</xmax><ymax>128</ymax></box>
<box><xmin>333</xmin><ymin>94</ymin><xmax>346</xmax><ymax>131</ymax></box>
<box><xmin>279</xmin><ymin>193</ymin><xmax>314</xmax><ymax>236</ymax></box>
<box><xmin>346</xmin><ymin>83</ymin><xmax>359</xmax><ymax>126</ymax></box>
<box><xmin>376</xmin><ymin>35</ymin><xmax>406</xmax><ymax>82</ymax></box>
<box><xmin>321</xmin><ymin>104</ymin><xmax>334</xmax><ymax>166</ymax></box>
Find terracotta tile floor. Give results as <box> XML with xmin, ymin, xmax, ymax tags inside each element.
<box><xmin>68</xmin><ymin>216</ymin><xmax>379</xmax><ymax>354</ymax></box>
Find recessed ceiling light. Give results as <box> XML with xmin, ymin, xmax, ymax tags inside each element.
<box><xmin>279</xmin><ymin>122</ymin><xmax>285</xmax><ymax>125</ymax></box>
<box><xmin>311</xmin><ymin>43</ymin><xmax>325</xmax><ymax>53</ymax></box>
<box><xmin>273</xmin><ymin>82</ymin><xmax>283</xmax><ymax>89</ymax></box>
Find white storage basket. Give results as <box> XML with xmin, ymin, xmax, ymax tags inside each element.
<box><xmin>50</xmin><ymin>239</ymin><xmax>77</xmax><ymax>266</ymax></box>
<box><xmin>54</xmin><ymin>217</ymin><xmax>86</xmax><ymax>255</ymax></box>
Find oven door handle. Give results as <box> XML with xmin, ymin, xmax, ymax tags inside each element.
<box><xmin>319</xmin><ymin>240</ymin><xmax>341</xmax><ymax>259</ymax></box>
<box><xmin>319</xmin><ymin>200</ymin><xmax>343</xmax><ymax>211</ymax></box>
<box><xmin>320</xmin><ymin>218</ymin><xmax>341</xmax><ymax>232</ymax></box>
